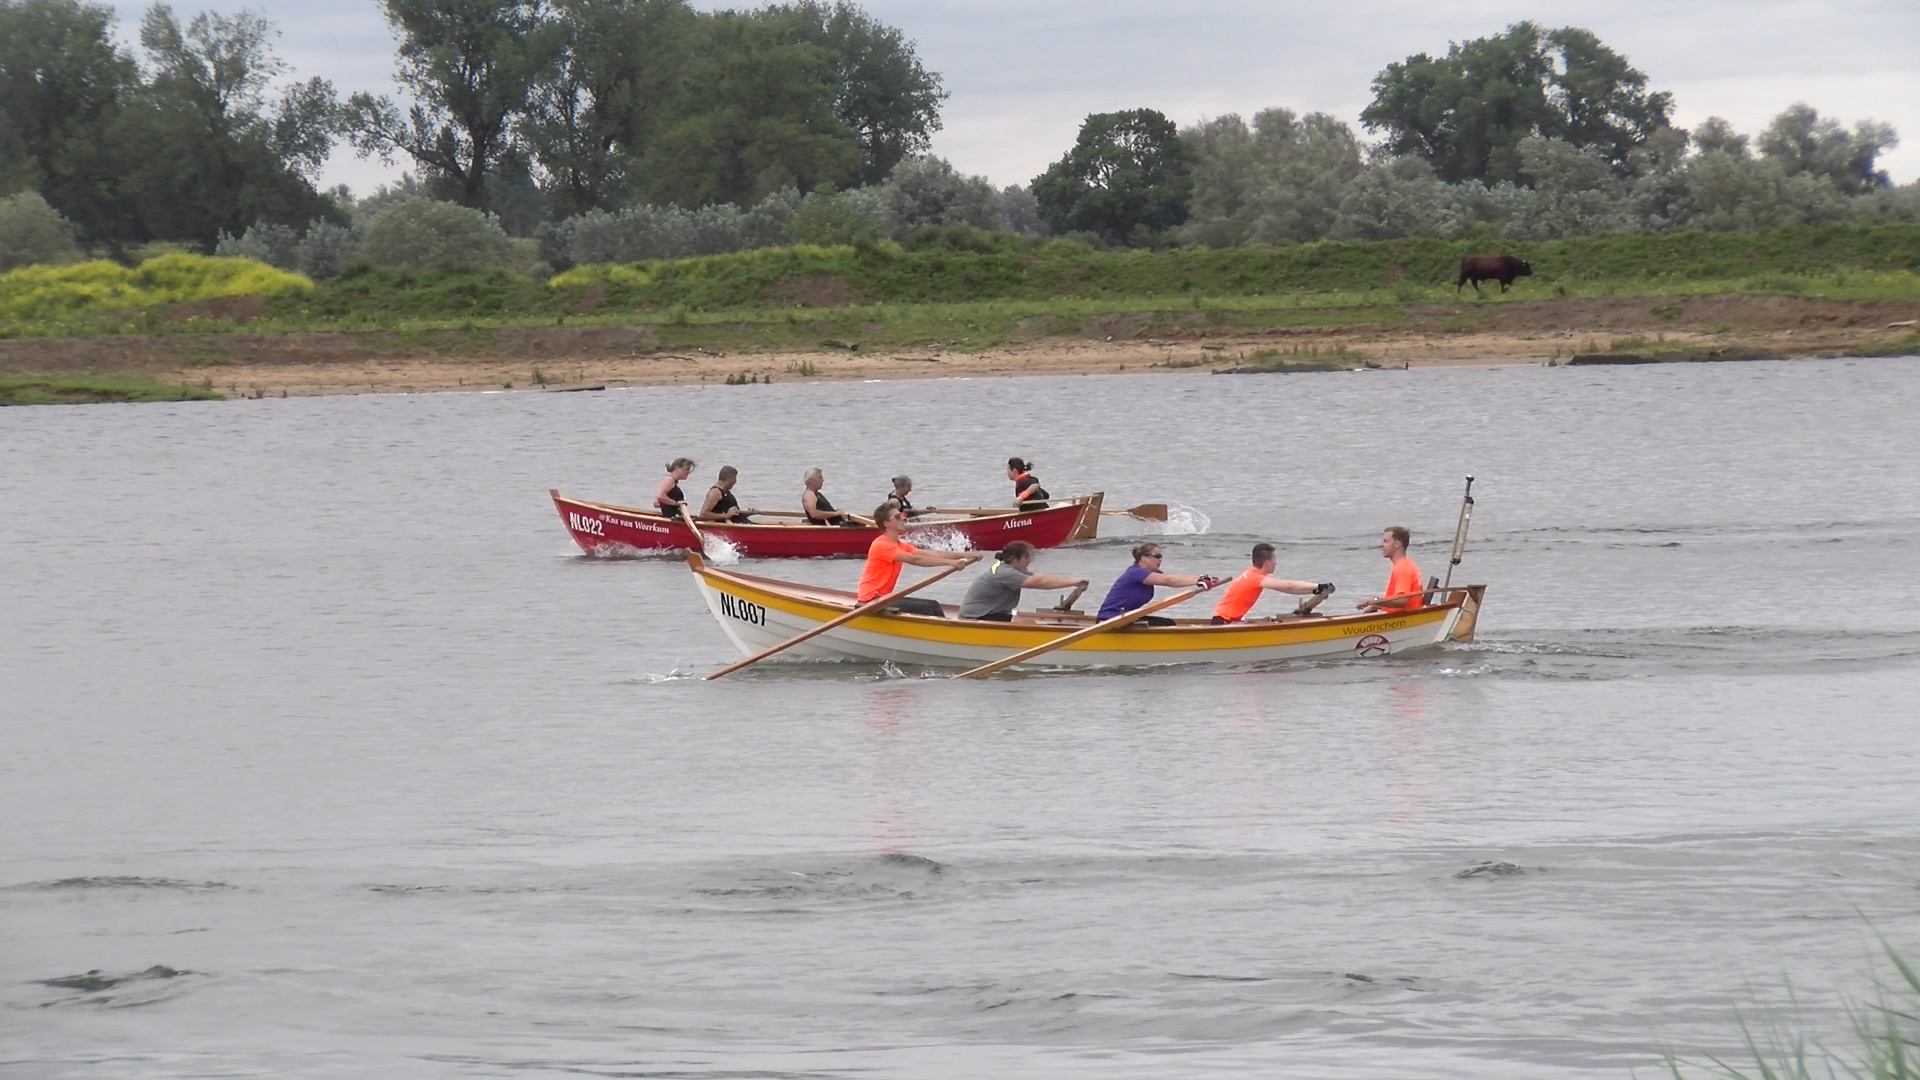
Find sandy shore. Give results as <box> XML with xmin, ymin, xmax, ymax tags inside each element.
<box><xmin>2</xmin><ymin>294</ymin><xmax>1914</xmax><ymax>397</ymax></box>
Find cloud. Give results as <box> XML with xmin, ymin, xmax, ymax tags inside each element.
<box><xmin>98</xmin><ymin>0</ymin><xmax>1920</xmax><ymax>193</ymax></box>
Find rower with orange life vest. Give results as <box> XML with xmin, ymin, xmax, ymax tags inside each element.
<box><xmin>1006</xmin><ymin>457</ymin><xmax>1050</xmax><ymax>510</ymax></box>
<box><xmin>1358</xmin><ymin>526</ymin><xmax>1426</xmax><ymax>612</ymax></box>
<box><xmin>1209</xmin><ymin>543</ymin><xmax>1333</xmax><ymax>624</ymax></box>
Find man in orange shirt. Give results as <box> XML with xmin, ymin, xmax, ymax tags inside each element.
<box><xmin>1210</xmin><ymin>543</ymin><xmax>1332</xmax><ymax>624</ymax></box>
<box><xmin>858</xmin><ymin>504</ymin><xmax>981</xmax><ymax>617</ymax></box>
<box><xmin>1358</xmin><ymin>526</ymin><xmax>1425</xmax><ymax>612</ymax></box>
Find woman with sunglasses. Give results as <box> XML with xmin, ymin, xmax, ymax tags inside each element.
<box><xmin>1096</xmin><ymin>544</ymin><xmax>1221</xmax><ymax>626</ymax></box>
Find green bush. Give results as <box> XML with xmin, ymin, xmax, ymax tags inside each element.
<box><xmin>358</xmin><ymin>199</ymin><xmax>513</xmax><ymax>273</ymax></box>
<box><xmin>0</xmin><ymin>254</ymin><xmax>311</xmax><ymax>323</ymax></box>
<box><xmin>0</xmin><ymin>193</ymin><xmax>82</xmax><ymax>271</ymax></box>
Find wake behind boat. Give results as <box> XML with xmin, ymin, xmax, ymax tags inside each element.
<box><xmin>686</xmin><ymin>552</ymin><xmax>1486</xmax><ymax>671</ymax></box>
<box><xmin>553</xmin><ymin>490</ymin><xmax>1104</xmax><ymax>558</ymax></box>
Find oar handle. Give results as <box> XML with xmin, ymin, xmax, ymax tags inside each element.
<box><xmin>954</xmin><ymin>585</ymin><xmax>1206</xmax><ymax>679</ymax></box>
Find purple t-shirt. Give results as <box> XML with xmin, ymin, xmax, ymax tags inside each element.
<box><xmin>1098</xmin><ymin>564</ymin><xmax>1156</xmax><ymax>620</ymax></box>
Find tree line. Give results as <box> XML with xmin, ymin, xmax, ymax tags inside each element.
<box><xmin>2</xmin><ymin>9</ymin><xmax>1915</xmax><ymax>276</ymax></box>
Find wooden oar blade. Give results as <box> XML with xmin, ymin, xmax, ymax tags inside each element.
<box><xmin>1098</xmin><ymin>503</ymin><xmax>1170</xmax><ymax>521</ymax></box>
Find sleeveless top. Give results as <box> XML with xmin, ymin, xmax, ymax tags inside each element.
<box><xmin>1014</xmin><ymin>473</ymin><xmax>1050</xmax><ymax>505</ymax></box>
<box><xmin>810</xmin><ymin>491</ymin><xmax>839</xmax><ymax>521</ymax></box>
<box><xmin>657</xmin><ymin>481</ymin><xmax>685</xmax><ymax>517</ymax></box>
<box><xmin>709</xmin><ymin>486</ymin><xmax>739</xmax><ymax>517</ymax></box>
<box><xmin>1212</xmin><ymin>567</ymin><xmax>1267</xmax><ymax>622</ymax></box>
<box><xmin>887</xmin><ymin>492</ymin><xmax>914</xmax><ymax>513</ymax></box>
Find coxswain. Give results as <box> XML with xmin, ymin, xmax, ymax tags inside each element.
<box><xmin>881</xmin><ymin>475</ymin><xmax>930</xmax><ymax>517</ymax></box>
<box><xmin>655</xmin><ymin>457</ymin><xmax>695</xmax><ymax>520</ymax></box>
<box><xmin>1210</xmin><ymin>542</ymin><xmax>1332</xmax><ymax>624</ymax></box>
<box><xmin>1007</xmin><ymin>457</ymin><xmax>1050</xmax><ymax>510</ymax></box>
<box><xmin>698</xmin><ymin>465</ymin><xmax>753</xmax><ymax>522</ymax></box>
<box><xmin>957</xmin><ymin>541</ymin><xmax>1090</xmax><ymax>622</ymax></box>
<box><xmin>857</xmin><ymin>504</ymin><xmax>980</xmax><ymax>616</ymax></box>
<box><xmin>802</xmin><ymin>467</ymin><xmax>849</xmax><ymax>525</ymax></box>
<box><xmin>1096</xmin><ymin>543</ymin><xmax>1220</xmax><ymax>626</ymax></box>
<box><xmin>1357</xmin><ymin>526</ymin><xmax>1426</xmax><ymax>612</ymax></box>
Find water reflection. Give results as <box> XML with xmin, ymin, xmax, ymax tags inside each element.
<box><xmin>861</xmin><ymin>684</ymin><xmax>918</xmax><ymax>853</ymax></box>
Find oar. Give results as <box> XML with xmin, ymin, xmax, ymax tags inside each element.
<box><xmin>677</xmin><ymin>500</ymin><xmax>708</xmax><ymax>552</ymax></box>
<box><xmin>704</xmin><ymin>564</ymin><xmax>967</xmax><ymax>681</ymax></box>
<box><xmin>952</xmin><ymin>586</ymin><xmax>1205</xmax><ymax>679</ymax></box>
<box><xmin>1099</xmin><ymin>503</ymin><xmax>1168</xmax><ymax>522</ymax></box>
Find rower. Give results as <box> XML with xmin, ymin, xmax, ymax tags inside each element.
<box><xmin>858</xmin><ymin>504</ymin><xmax>980</xmax><ymax>617</ymax></box>
<box><xmin>1210</xmin><ymin>542</ymin><xmax>1332</xmax><ymax>624</ymax></box>
<box><xmin>957</xmin><ymin>541</ymin><xmax>1090</xmax><ymax>622</ymax></box>
<box><xmin>655</xmin><ymin>457</ymin><xmax>695</xmax><ymax>520</ymax></box>
<box><xmin>1357</xmin><ymin>526</ymin><xmax>1426</xmax><ymax>612</ymax></box>
<box><xmin>1096</xmin><ymin>543</ymin><xmax>1220</xmax><ymax>626</ymax></box>
<box><xmin>698</xmin><ymin>465</ymin><xmax>753</xmax><ymax>522</ymax></box>
<box><xmin>1007</xmin><ymin>457</ymin><xmax>1051</xmax><ymax>510</ymax></box>
<box><xmin>881</xmin><ymin>475</ymin><xmax>931</xmax><ymax>517</ymax></box>
<box><xmin>802</xmin><ymin>467</ymin><xmax>849</xmax><ymax>525</ymax></box>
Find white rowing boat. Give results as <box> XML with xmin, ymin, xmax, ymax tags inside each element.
<box><xmin>687</xmin><ymin>553</ymin><xmax>1486</xmax><ymax>671</ymax></box>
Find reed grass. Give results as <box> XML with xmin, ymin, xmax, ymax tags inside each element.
<box><xmin>1669</xmin><ymin>943</ymin><xmax>1920</xmax><ymax>1080</ymax></box>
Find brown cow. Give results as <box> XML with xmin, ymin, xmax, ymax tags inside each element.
<box><xmin>1457</xmin><ymin>255</ymin><xmax>1532</xmax><ymax>296</ymax></box>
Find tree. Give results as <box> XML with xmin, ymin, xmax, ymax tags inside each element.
<box><xmin>1508</xmin><ymin>136</ymin><xmax>1626</xmax><ymax>239</ymax></box>
<box><xmin>0</xmin><ymin>191</ymin><xmax>83</xmax><ymax>269</ymax></box>
<box><xmin>358</xmin><ymin>197</ymin><xmax>513</xmax><ymax>270</ymax></box>
<box><xmin>762</xmin><ymin>1</ymin><xmax>945</xmax><ymax>186</ymax></box>
<box><xmin>116</xmin><ymin>4</ymin><xmax>346</xmax><ymax>246</ymax></box>
<box><xmin>1329</xmin><ymin>155</ymin><xmax>1460</xmax><ymax>241</ymax></box>
<box><xmin>522</xmin><ymin>0</ymin><xmax>694</xmax><ymax>217</ymax></box>
<box><xmin>1032</xmin><ymin>108</ymin><xmax>1193</xmax><ymax>244</ymax></box>
<box><xmin>1759</xmin><ymin>103</ymin><xmax>1897</xmax><ymax>196</ymax></box>
<box><xmin>1361</xmin><ymin>22</ymin><xmax>1673</xmax><ymax>184</ymax></box>
<box><xmin>0</xmin><ymin>0</ymin><xmax>138</xmax><ymax>242</ymax></box>
<box><xmin>1179</xmin><ymin>108</ymin><xmax>1363</xmax><ymax>246</ymax></box>
<box><xmin>1691</xmin><ymin>117</ymin><xmax>1748</xmax><ymax>158</ymax></box>
<box><xmin>349</xmin><ymin>0</ymin><xmax>563</xmax><ymax>209</ymax></box>
<box><xmin>639</xmin><ymin>12</ymin><xmax>859</xmax><ymax>207</ymax></box>
<box><xmin>881</xmin><ymin>156</ymin><xmax>1003</xmax><ymax>233</ymax></box>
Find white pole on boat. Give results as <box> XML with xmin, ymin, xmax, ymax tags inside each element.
<box><xmin>1442</xmin><ymin>475</ymin><xmax>1475</xmax><ymax>590</ymax></box>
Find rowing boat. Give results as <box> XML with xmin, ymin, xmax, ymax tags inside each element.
<box><xmin>553</xmin><ymin>490</ymin><xmax>1104</xmax><ymax>558</ymax></box>
<box><xmin>687</xmin><ymin>552</ymin><xmax>1487</xmax><ymax>670</ymax></box>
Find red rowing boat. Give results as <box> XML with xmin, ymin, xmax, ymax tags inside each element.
<box><xmin>551</xmin><ymin>490</ymin><xmax>1104</xmax><ymax>558</ymax></box>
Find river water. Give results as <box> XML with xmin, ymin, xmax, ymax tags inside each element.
<box><xmin>5</xmin><ymin>358</ymin><xmax>1920</xmax><ymax>1079</ymax></box>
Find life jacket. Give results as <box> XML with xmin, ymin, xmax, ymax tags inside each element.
<box><xmin>1013</xmin><ymin>472</ymin><xmax>1049</xmax><ymax>505</ymax></box>
<box><xmin>657</xmin><ymin>481</ymin><xmax>685</xmax><ymax>519</ymax></box>
<box><xmin>710</xmin><ymin>486</ymin><xmax>739</xmax><ymax>517</ymax></box>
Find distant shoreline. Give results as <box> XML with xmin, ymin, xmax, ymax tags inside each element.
<box><xmin>2</xmin><ymin>293</ymin><xmax>1915</xmax><ymax>401</ymax></box>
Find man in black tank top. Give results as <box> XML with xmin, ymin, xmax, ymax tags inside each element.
<box><xmin>699</xmin><ymin>465</ymin><xmax>752</xmax><ymax>522</ymax></box>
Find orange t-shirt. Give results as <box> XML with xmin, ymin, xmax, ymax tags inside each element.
<box><xmin>1383</xmin><ymin>557</ymin><xmax>1424</xmax><ymax>610</ymax></box>
<box><xmin>1212</xmin><ymin>566</ymin><xmax>1268</xmax><ymax>622</ymax></box>
<box><xmin>857</xmin><ymin>535</ymin><xmax>918</xmax><ymax>602</ymax></box>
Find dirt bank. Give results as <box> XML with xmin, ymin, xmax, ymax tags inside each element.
<box><xmin>2</xmin><ymin>295</ymin><xmax>1914</xmax><ymax>397</ymax></box>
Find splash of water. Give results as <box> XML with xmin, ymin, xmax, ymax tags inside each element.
<box><xmin>701</xmin><ymin>534</ymin><xmax>744</xmax><ymax>566</ymax></box>
<box><xmin>1157</xmin><ymin>503</ymin><xmax>1212</xmax><ymax>535</ymax></box>
<box><xmin>904</xmin><ymin>525</ymin><xmax>971</xmax><ymax>552</ymax></box>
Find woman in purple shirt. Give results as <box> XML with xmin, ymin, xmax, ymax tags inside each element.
<box><xmin>1097</xmin><ymin>543</ymin><xmax>1219</xmax><ymax>625</ymax></box>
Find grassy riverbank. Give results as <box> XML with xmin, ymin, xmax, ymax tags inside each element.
<box><xmin>0</xmin><ymin>374</ymin><xmax>222</xmax><ymax>405</ymax></box>
<box><xmin>1</xmin><ymin>224</ymin><xmax>1918</xmax><ymax>347</ymax></box>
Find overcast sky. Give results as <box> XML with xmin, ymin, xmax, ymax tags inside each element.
<box><xmin>99</xmin><ymin>0</ymin><xmax>1920</xmax><ymax>196</ymax></box>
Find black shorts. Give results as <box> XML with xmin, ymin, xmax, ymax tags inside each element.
<box><xmin>968</xmin><ymin>610</ymin><xmax>1013</xmax><ymax>622</ymax></box>
<box><xmin>886</xmin><ymin>597</ymin><xmax>946</xmax><ymax>618</ymax></box>
<box><xmin>1130</xmin><ymin>615</ymin><xmax>1175</xmax><ymax>627</ymax></box>
<box><xmin>1209</xmin><ymin>616</ymin><xmax>1237</xmax><ymax>625</ymax></box>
